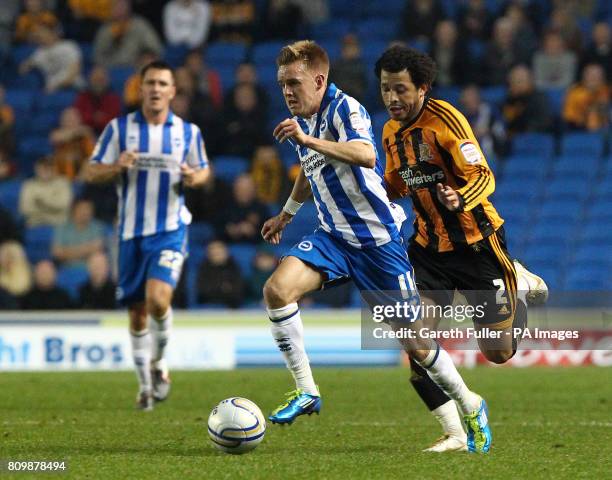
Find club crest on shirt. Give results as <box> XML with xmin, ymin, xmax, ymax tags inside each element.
<box><xmin>418</xmin><ymin>143</ymin><xmax>434</xmax><ymax>162</ymax></box>
<box><xmin>319</xmin><ymin>118</ymin><xmax>327</xmax><ymax>134</ymax></box>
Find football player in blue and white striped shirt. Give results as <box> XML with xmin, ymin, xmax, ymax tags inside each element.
<box><xmin>262</xmin><ymin>41</ymin><xmax>486</xmax><ymax>433</ymax></box>
<box><xmin>84</xmin><ymin>61</ymin><xmax>210</xmax><ymax>411</ymax></box>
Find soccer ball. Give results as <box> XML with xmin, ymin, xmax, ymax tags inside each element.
<box><xmin>207</xmin><ymin>397</ymin><xmax>266</xmax><ymax>454</ymax></box>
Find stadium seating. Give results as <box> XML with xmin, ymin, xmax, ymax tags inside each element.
<box><xmin>0</xmin><ymin>178</ymin><xmax>22</xmax><ymax>214</ymax></box>
<box><xmin>24</xmin><ymin>225</ymin><xmax>54</xmax><ymax>263</ymax></box>
<box><xmin>206</xmin><ymin>43</ymin><xmax>248</xmax><ymax>67</ymax></box>
<box><xmin>212</xmin><ymin>156</ymin><xmax>249</xmax><ymax>182</ymax></box>
<box><xmin>228</xmin><ymin>243</ymin><xmax>257</xmax><ymax>277</ymax></box>
<box><xmin>560</xmin><ymin>132</ymin><xmax>606</xmax><ymax>158</ymax></box>
<box><xmin>511</xmin><ymin>133</ymin><xmax>555</xmax><ymax>158</ymax></box>
<box><xmin>56</xmin><ymin>265</ymin><xmax>89</xmax><ymax>301</ymax></box>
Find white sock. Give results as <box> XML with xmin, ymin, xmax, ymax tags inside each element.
<box><xmin>432</xmin><ymin>400</ymin><xmax>466</xmax><ymax>438</ymax></box>
<box><xmin>268</xmin><ymin>303</ymin><xmax>319</xmax><ymax>396</ymax></box>
<box><xmin>417</xmin><ymin>343</ymin><xmax>481</xmax><ymax>415</ymax></box>
<box><xmin>150</xmin><ymin>307</ymin><xmax>172</xmax><ymax>371</ymax></box>
<box><xmin>130</xmin><ymin>329</ymin><xmax>152</xmax><ymax>394</ymax></box>
<box><xmin>514</xmin><ymin>262</ymin><xmax>529</xmax><ymax>305</ymax></box>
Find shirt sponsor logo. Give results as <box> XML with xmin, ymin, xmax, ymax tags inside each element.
<box><xmin>460</xmin><ymin>141</ymin><xmax>482</xmax><ymax>164</ymax></box>
<box><xmin>301</xmin><ymin>151</ymin><xmax>326</xmax><ymax>174</ymax></box>
<box><xmin>398</xmin><ymin>165</ymin><xmax>445</xmax><ymax>190</ymax></box>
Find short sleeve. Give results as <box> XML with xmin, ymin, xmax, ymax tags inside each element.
<box><xmin>333</xmin><ymin>97</ymin><xmax>374</xmax><ymax>144</ymax></box>
<box><xmin>185</xmin><ymin>124</ymin><xmax>209</xmax><ymax>169</ymax></box>
<box><xmin>90</xmin><ymin>120</ymin><xmax>119</xmax><ymax>165</ymax></box>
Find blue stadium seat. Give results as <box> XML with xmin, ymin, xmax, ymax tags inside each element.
<box><xmin>544</xmin><ymin>87</ymin><xmax>566</xmax><ymax>116</ymax></box>
<box><xmin>10</xmin><ymin>44</ymin><xmax>36</xmax><ymax>65</ymax></box>
<box><xmin>56</xmin><ymin>265</ymin><xmax>89</xmax><ymax>301</ymax></box>
<box><xmin>359</xmin><ymin>40</ymin><xmax>388</xmax><ymax>63</ymax></box>
<box><xmin>480</xmin><ymin>86</ymin><xmax>506</xmax><ymax>107</ymax></box>
<box><xmin>188</xmin><ymin>222</ymin><xmax>214</xmax><ymax>250</ymax></box>
<box><xmin>511</xmin><ymin>133</ymin><xmax>555</xmax><ymax>158</ymax></box>
<box><xmin>408</xmin><ymin>38</ymin><xmax>430</xmax><ymax>53</ymax></box>
<box><xmin>499</xmin><ymin>156</ymin><xmax>549</xmax><ymax>180</ymax></box>
<box><xmin>495</xmin><ymin>177</ymin><xmax>541</xmax><ymax>201</ymax></box>
<box><xmin>585</xmin><ymin>199</ymin><xmax>612</xmax><ymax>221</ymax></box>
<box><xmin>213</xmin><ymin>155</ymin><xmax>249</xmax><ymax>182</ymax></box>
<box><xmin>356</xmin><ymin>19</ymin><xmax>395</xmax><ymax>41</ymax></box>
<box><xmin>5</xmin><ymin>89</ymin><xmax>35</xmax><ymax>114</ymax></box>
<box><xmin>18</xmin><ymin>136</ymin><xmax>53</xmax><ymax>160</ymax></box>
<box><xmin>544</xmin><ymin>177</ymin><xmax>591</xmax><ymax>200</ymax></box>
<box><xmin>228</xmin><ymin>244</ymin><xmax>257</xmax><ymax>277</ymax></box>
<box><xmin>24</xmin><ymin>111</ymin><xmax>59</xmax><ymax>135</ymax></box>
<box><xmin>0</xmin><ymin>178</ymin><xmax>23</xmax><ymax>214</ymax></box>
<box><xmin>564</xmin><ymin>265</ymin><xmax>610</xmax><ymax>291</ymax></box>
<box><xmin>581</xmin><ymin>220</ymin><xmax>612</xmax><ymax>245</ymax></box>
<box><xmin>529</xmin><ymin>221</ymin><xmax>576</xmax><ymax>244</ymax></box>
<box><xmin>317</xmin><ymin>40</ymin><xmax>341</xmax><ymax>61</ymax></box>
<box><xmin>109</xmin><ymin>67</ymin><xmax>134</xmax><ymax>94</ymax></box>
<box><xmin>214</xmin><ymin>64</ymin><xmax>237</xmax><ymax>91</ymax></box>
<box><xmin>552</xmin><ymin>155</ymin><xmax>599</xmax><ymax>178</ymax></box>
<box><xmin>36</xmin><ymin>91</ymin><xmax>77</xmax><ymax>111</ymax></box>
<box><xmin>560</xmin><ymin>132</ymin><xmax>605</xmax><ymax>158</ymax></box>
<box><xmin>310</xmin><ymin>20</ymin><xmax>352</xmax><ymax>40</ymax></box>
<box><xmin>206</xmin><ymin>43</ymin><xmax>248</xmax><ymax>66</ymax></box>
<box><xmin>522</xmin><ymin>242</ymin><xmax>567</xmax><ymax>265</ymax></box>
<box><xmin>252</xmin><ymin>41</ymin><xmax>287</xmax><ymax>66</ymax></box>
<box><xmin>24</xmin><ymin>225</ymin><xmax>54</xmax><ymax>263</ymax></box>
<box><xmin>256</xmin><ymin>64</ymin><xmax>279</xmax><ymax>89</ymax></box>
<box><xmin>433</xmin><ymin>86</ymin><xmax>461</xmax><ymax>106</ymax></box>
<box><xmin>571</xmin><ymin>244</ymin><xmax>608</xmax><ymax>265</ymax></box>
<box><xmin>163</xmin><ymin>44</ymin><xmax>188</xmax><ymax>67</ymax></box>
<box><xmin>538</xmin><ymin>198</ymin><xmax>583</xmax><ymax>222</ymax></box>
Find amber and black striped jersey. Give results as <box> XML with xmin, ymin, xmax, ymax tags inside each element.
<box><xmin>383</xmin><ymin>97</ymin><xmax>504</xmax><ymax>253</ymax></box>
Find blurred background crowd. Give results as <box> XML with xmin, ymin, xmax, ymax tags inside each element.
<box><xmin>0</xmin><ymin>0</ymin><xmax>610</xmax><ymax>310</ymax></box>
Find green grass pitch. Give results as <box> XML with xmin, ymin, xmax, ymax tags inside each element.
<box><xmin>1</xmin><ymin>367</ymin><xmax>610</xmax><ymax>479</ymax></box>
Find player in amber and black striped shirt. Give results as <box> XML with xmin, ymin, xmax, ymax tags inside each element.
<box><xmin>375</xmin><ymin>45</ymin><xmax>548</xmax><ymax>453</ymax></box>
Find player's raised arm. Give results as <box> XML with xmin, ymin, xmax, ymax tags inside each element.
<box><xmin>274</xmin><ymin>117</ymin><xmax>376</xmax><ymax>168</ymax></box>
<box><xmin>261</xmin><ymin>167</ymin><xmax>311</xmax><ymax>244</ymax></box>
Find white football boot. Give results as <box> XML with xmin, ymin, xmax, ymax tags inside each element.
<box><xmin>514</xmin><ymin>260</ymin><xmax>549</xmax><ymax>306</ymax></box>
<box><xmin>423</xmin><ymin>434</ymin><xmax>468</xmax><ymax>452</ymax></box>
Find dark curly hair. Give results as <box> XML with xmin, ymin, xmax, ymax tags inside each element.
<box><xmin>374</xmin><ymin>45</ymin><xmax>437</xmax><ymax>90</ymax></box>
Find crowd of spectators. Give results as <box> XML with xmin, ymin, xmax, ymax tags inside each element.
<box><xmin>0</xmin><ymin>0</ymin><xmax>610</xmax><ymax>309</ymax></box>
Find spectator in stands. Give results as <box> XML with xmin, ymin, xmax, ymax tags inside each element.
<box><xmin>430</xmin><ymin>20</ymin><xmax>471</xmax><ymax>86</ymax></box>
<box><xmin>197</xmin><ymin>239</ymin><xmax>244</xmax><ymax>308</ymax></box>
<box><xmin>93</xmin><ymin>0</ymin><xmax>162</xmax><ymax>68</ymax></box>
<box><xmin>123</xmin><ymin>49</ymin><xmax>159</xmax><ymax>111</ymax></box>
<box><xmin>548</xmin><ymin>5</ymin><xmax>583</xmax><ymax>54</ymax></box>
<box><xmin>49</xmin><ymin>107</ymin><xmax>95</xmax><ymax>180</ymax></box>
<box><xmin>399</xmin><ymin>0</ymin><xmax>445</xmax><ymax>43</ymax></box>
<box><xmin>0</xmin><ymin>204</ymin><xmax>22</xmax><ymax>243</ymax></box>
<box><xmin>292</xmin><ymin>0</ymin><xmax>328</xmax><ymax>25</ymax></box>
<box><xmin>457</xmin><ymin>0</ymin><xmax>491</xmax><ymax>42</ymax></box>
<box><xmin>501</xmin><ymin>64</ymin><xmax>553</xmax><ymax>137</ymax></box>
<box><xmin>184</xmin><ymin>168</ymin><xmax>232</xmax><ymax>223</ymax></box>
<box><xmin>504</xmin><ymin>2</ymin><xmax>538</xmax><ymax>66</ymax></box>
<box><xmin>78</xmin><ymin>251</ymin><xmax>116</xmax><ymax>309</ymax></box>
<box><xmin>459</xmin><ymin>84</ymin><xmax>505</xmax><ymax>160</ymax></box>
<box><xmin>19</xmin><ymin>156</ymin><xmax>73</xmax><ymax>227</ymax></box>
<box><xmin>563</xmin><ymin>63</ymin><xmax>610</xmax><ymax>131</ymax></box>
<box><xmin>251</xmin><ymin>145</ymin><xmax>286</xmax><ymax>205</ymax></box>
<box><xmin>52</xmin><ymin>198</ymin><xmax>105</xmax><ymax>269</ymax></box>
<box><xmin>74</xmin><ymin>66</ymin><xmax>122</xmax><ymax>135</ymax></box>
<box><xmin>220</xmin><ymin>83</ymin><xmax>268</xmax><ymax>158</ymax></box>
<box><xmin>246</xmin><ymin>245</ymin><xmax>277</xmax><ymax>303</ymax></box>
<box><xmin>533</xmin><ymin>30</ymin><xmax>577</xmax><ymax>90</ymax></box>
<box><xmin>224</xmin><ymin>62</ymin><xmax>269</xmax><ymax>113</ymax></box>
<box><xmin>0</xmin><ymin>241</ymin><xmax>32</xmax><ymax>308</ymax></box>
<box><xmin>221</xmin><ymin>174</ymin><xmax>269</xmax><ymax>244</ymax></box>
<box><xmin>484</xmin><ymin>17</ymin><xmax>527</xmax><ymax>86</ymax></box>
<box><xmin>0</xmin><ymin>1</ymin><xmax>20</xmax><ymax>54</ymax></box>
<box><xmin>183</xmin><ymin>49</ymin><xmax>223</xmax><ymax>110</ymax></box>
<box><xmin>61</xmin><ymin>0</ymin><xmax>113</xmax><ymax>41</ymax></box>
<box><xmin>174</xmin><ymin>66</ymin><xmax>217</xmax><ymax>139</ymax></box>
<box><xmin>0</xmin><ymin>148</ymin><xmax>17</xmax><ymax>181</ymax></box>
<box><xmin>209</xmin><ymin>0</ymin><xmax>255</xmax><ymax>44</ymax></box>
<box><xmin>163</xmin><ymin>0</ymin><xmax>211</xmax><ymax>49</ymax></box>
<box><xmin>581</xmin><ymin>22</ymin><xmax>611</xmax><ymax>80</ymax></box>
<box><xmin>19</xmin><ymin>24</ymin><xmax>85</xmax><ymax>93</ymax></box>
<box><xmin>261</xmin><ymin>0</ymin><xmax>305</xmax><ymax>40</ymax></box>
<box><xmin>21</xmin><ymin>259</ymin><xmax>73</xmax><ymax>309</ymax></box>
<box><xmin>80</xmin><ymin>182</ymin><xmax>117</xmax><ymax>224</ymax></box>
<box><xmin>14</xmin><ymin>0</ymin><xmax>59</xmax><ymax>43</ymax></box>
<box><xmin>0</xmin><ymin>85</ymin><xmax>15</xmax><ymax>154</ymax></box>
<box><xmin>330</xmin><ymin>34</ymin><xmax>368</xmax><ymax>100</ymax></box>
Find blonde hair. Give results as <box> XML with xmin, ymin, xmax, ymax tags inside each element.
<box><xmin>276</xmin><ymin>40</ymin><xmax>330</xmax><ymax>76</ymax></box>
<box><xmin>0</xmin><ymin>241</ymin><xmax>32</xmax><ymax>296</ymax></box>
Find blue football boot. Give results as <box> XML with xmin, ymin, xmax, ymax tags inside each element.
<box><xmin>269</xmin><ymin>389</ymin><xmax>322</xmax><ymax>425</ymax></box>
<box><xmin>464</xmin><ymin>398</ymin><xmax>492</xmax><ymax>453</ymax></box>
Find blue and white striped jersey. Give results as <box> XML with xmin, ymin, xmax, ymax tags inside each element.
<box><xmin>294</xmin><ymin>83</ymin><xmax>405</xmax><ymax>249</ymax></box>
<box><xmin>90</xmin><ymin>110</ymin><xmax>208</xmax><ymax>241</ymax></box>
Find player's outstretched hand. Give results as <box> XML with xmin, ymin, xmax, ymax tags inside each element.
<box><xmin>118</xmin><ymin>150</ymin><xmax>138</xmax><ymax>170</ymax></box>
<box><xmin>273</xmin><ymin>118</ymin><xmax>308</xmax><ymax>146</ymax></box>
<box><xmin>261</xmin><ymin>212</ymin><xmax>293</xmax><ymax>244</ymax></box>
<box><xmin>436</xmin><ymin>183</ymin><xmax>461</xmax><ymax>211</ymax></box>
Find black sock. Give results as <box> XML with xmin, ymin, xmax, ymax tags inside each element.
<box><xmin>409</xmin><ymin>356</ymin><xmax>451</xmax><ymax>411</ymax></box>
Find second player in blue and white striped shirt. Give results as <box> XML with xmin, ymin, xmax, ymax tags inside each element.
<box><xmin>90</xmin><ymin>109</ymin><xmax>208</xmax><ymax>241</ymax></box>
